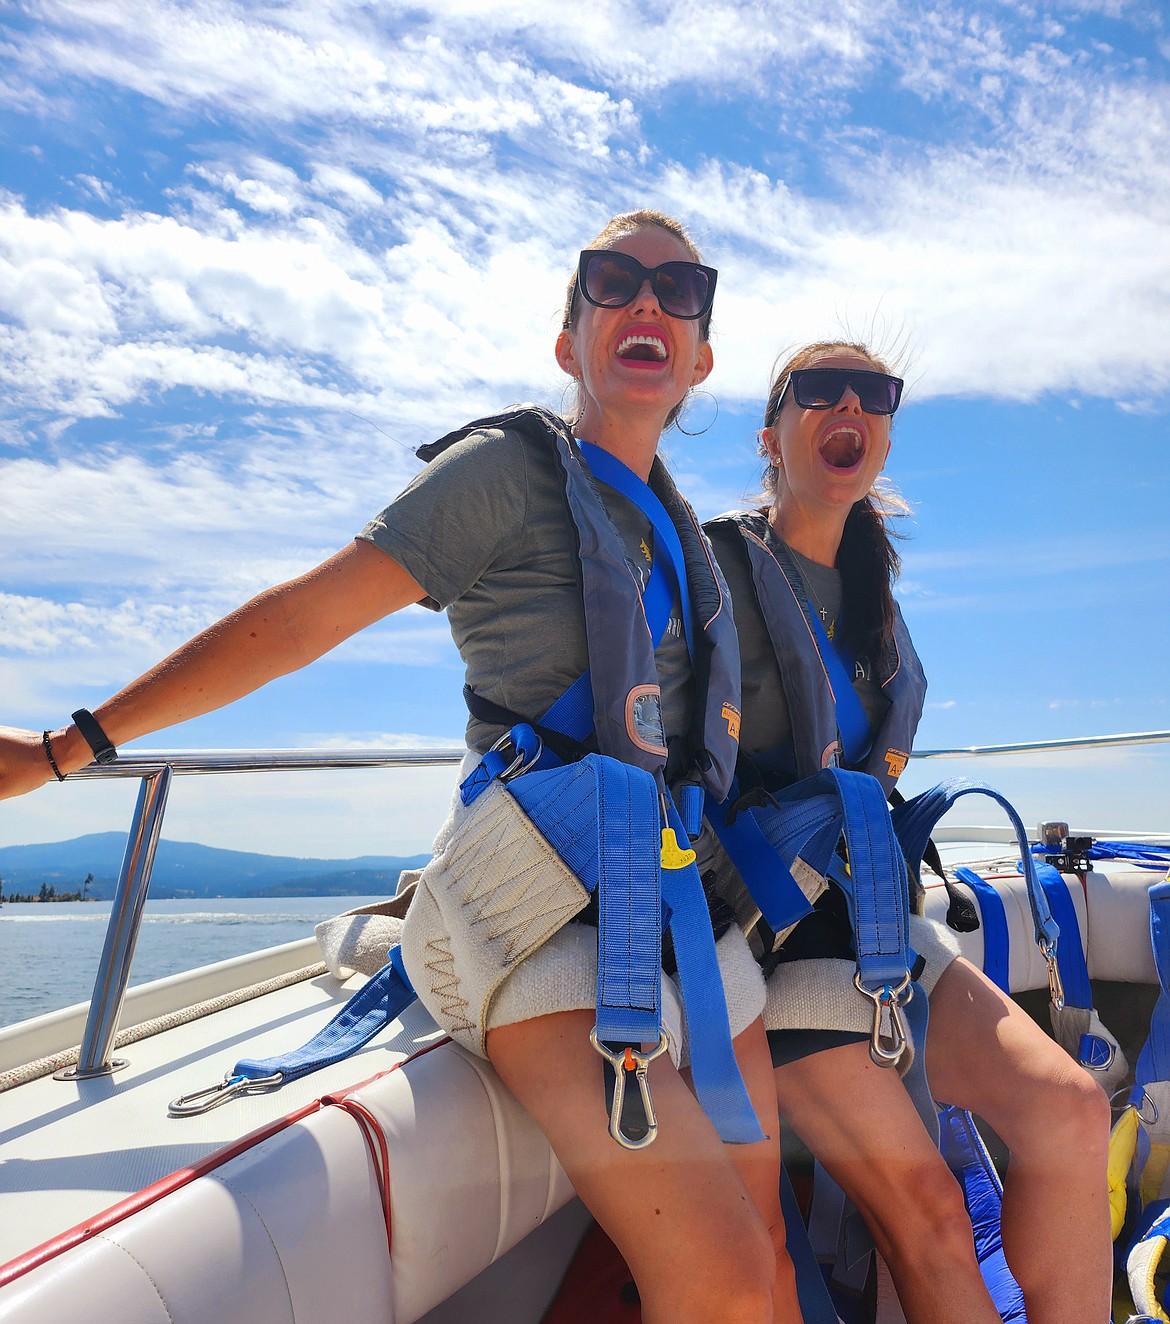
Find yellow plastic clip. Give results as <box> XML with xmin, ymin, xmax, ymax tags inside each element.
<box><xmin>660</xmin><ymin>827</ymin><xmax>697</xmax><ymax>870</ymax></box>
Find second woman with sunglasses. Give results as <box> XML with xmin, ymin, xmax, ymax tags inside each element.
<box><xmin>703</xmin><ymin>341</ymin><xmax>1111</xmax><ymax>1323</ymax></box>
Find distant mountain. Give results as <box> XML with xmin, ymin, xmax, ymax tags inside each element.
<box><xmin>0</xmin><ymin>833</ymin><xmax>429</xmax><ymax>900</ymax></box>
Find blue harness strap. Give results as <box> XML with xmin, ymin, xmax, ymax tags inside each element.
<box><xmin>890</xmin><ymin>778</ymin><xmax>1062</xmax><ymax>1005</ymax></box>
<box><xmin>1039</xmin><ymin>839</ymin><xmax>1170</xmax><ymax>871</ymax></box>
<box><xmin>730</xmin><ymin>768</ymin><xmax>914</xmax><ymax>996</ymax></box>
<box><xmin>658</xmin><ymin>792</ymin><xmax>764</xmax><ymax>1144</ymax></box>
<box><xmin>710</xmin><ymin>766</ymin><xmax>915</xmax><ymax>1068</ymax></box>
<box><xmin>1034</xmin><ymin>860</ymin><xmax>1092</xmax><ymax>1011</ymax></box>
<box><xmin>532</xmin><ymin>444</ymin><xmax>680</xmax><ymax>764</ymax></box>
<box><xmin>704</xmin><ymin>783</ymin><xmax>815</xmax><ymax>934</ymax></box>
<box><xmin>953</xmin><ymin>864</ymin><xmax>1012</xmax><ymax>994</ymax></box>
<box><xmin>169</xmin><ymin>948</ymin><xmax>418</xmax><ymax>1115</ymax></box>
<box><xmin>509</xmin><ymin>753</ymin><xmax>663</xmax><ymax>1046</ymax></box>
<box><xmin>807</xmin><ymin>607</ymin><xmax>871</xmax><ymax>766</ymax></box>
<box><xmin>578</xmin><ymin>440</ymin><xmax>696</xmax><ymax>657</ymax></box>
<box><xmin>779</xmin><ymin>1165</ymin><xmax>842</xmax><ymax>1324</ymax></box>
<box><xmin>1133</xmin><ymin>880</ymin><xmax>1170</xmax><ymax>1109</ymax></box>
<box><xmin>938</xmin><ymin>1105</ymin><xmax>1027</xmax><ymax>1321</ymax></box>
<box><xmin>1113</xmin><ymin>882</ymin><xmax>1170</xmax><ymax>1320</ymax></box>
<box><xmin>475</xmin><ymin>737</ymin><xmax>763</xmax><ymax>1146</ymax></box>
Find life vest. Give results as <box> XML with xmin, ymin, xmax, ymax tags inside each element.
<box><xmin>420</xmin><ymin>405</ymin><xmax>742</xmax><ymax>800</ymax></box>
<box><xmin>706</xmin><ymin>508</ymin><xmax>924</xmax><ymax>795</ymax></box>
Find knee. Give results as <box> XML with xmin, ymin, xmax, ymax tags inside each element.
<box><xmin>690</xmin><ymin>1217</ymin><xmax>776</xmax><ymax>1324</ymax></box>
<box><xmin>871</xmin><ymin>1161</ymin><xmax>975</xmax><ymax>1269</ymax></box>
<box><xmin>1005</xmin><ymin>1059</ymin><xmax>1112</xmax><ymax>1161</ymax></box>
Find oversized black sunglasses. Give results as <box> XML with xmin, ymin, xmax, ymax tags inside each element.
<box><xmin>772</xmin><ymin>367</ymin><xmax>904</xmax><ymax>421</ymax></box>
<box><xmin>577</xmin><ymin>249</ymin><xmax>718</xmax><ymax>321</ymax></box>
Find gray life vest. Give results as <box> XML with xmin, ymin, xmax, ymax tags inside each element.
<box><xmin>707</xmin><ymin>508</ymin><xmax>925</xmax><ymax>796</ymax></box>
<box><xmin>417</xmin><ymin>405</ymin><xmax>742</xmax><ymax>801</ymax></box>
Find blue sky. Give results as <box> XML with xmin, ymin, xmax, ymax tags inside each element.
<box><xmin>1</xmin><ymin>0</ymin><xmax>1167</xmax><ymax>856</ymax></box>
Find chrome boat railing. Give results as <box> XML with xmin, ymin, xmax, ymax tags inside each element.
<box><xmin>54</xmin><ymin>731</ymin><xmax>1170</xmax><ymax>1079</ymax></box>
<box><xmin>59</xmin><ymin>747</ymin><xmax>463</xmax><ymax>1080</ymax></box>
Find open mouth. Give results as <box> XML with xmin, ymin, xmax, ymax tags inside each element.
<box><xmin>616</xmin><ymin>333</ymin><xmax>668</xmax><ymax>362</ymax></box>
<box><xmin>819</xmin><ymin>426</ymin><xmax>865</xmax><ymax>470</ymax></box>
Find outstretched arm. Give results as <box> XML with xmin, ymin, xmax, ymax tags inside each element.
<box><xmin>0</xmin><ymin>539</ymin><xmax>425</xmax><ymax>798</ymax></box>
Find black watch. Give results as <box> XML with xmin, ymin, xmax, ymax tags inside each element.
<box><xmin>71</xmin><ymin>708</ymin><xmax>118</xmax><ymax>764</ymax></box>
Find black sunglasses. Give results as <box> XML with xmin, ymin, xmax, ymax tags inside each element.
<box><xmin>772</xmin><ymin>367</ymin><xmax>903</xmax><ymax>420</ymax></box>
<box><xmin>577</xmin><ymin>249</ymin><xmax>717</xmax><ymax>321</ymax></box>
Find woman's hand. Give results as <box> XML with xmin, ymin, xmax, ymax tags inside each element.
<box><xmin>0</xmin><ymin>541</ymin><xmax>425</xmax><ymax>801</ymax></box>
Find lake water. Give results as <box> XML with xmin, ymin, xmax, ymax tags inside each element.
<box><xmin>0</xmin><ymin>895</ymin><xmax>383</xmax><ymax>1028</ymax></box>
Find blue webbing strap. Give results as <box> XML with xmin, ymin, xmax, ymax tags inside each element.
<box><xmin>890</xmin><ymin>778</ymin><xmax>1059</xmax><ymax>956</ymax></box>
<box><xmin>1033</xmin><ymin>839</ymin><xmax>1170</xmax><ymax>871</ymax></box>
<box><xmin>737</xmin><ymin>768</ymin><xmax>911</xmax><ymax>992</ymax></box>
<box><xmin>1034</xmin><ymin>860</ymin><xmax>1092</xmax><ymax>1011</ymax></box>
<box><xmin>508</xmin><ymin>754</ymin><xmax>663</xmax><ymax>1045</ymax></box>
<box><xmin>831</xmin><ymin>768</ymin><xmax>911</xmax><ymax>991</ymax></box>
<box><xmin>953</xmin><ymin>864</ymin><xmax>1011</xmax><ymax>994</ymax></box>
<box><xmin>807</xmin><ymin>607</ymin><xmax>871</xmax><ymax>766</ymax></box>
<box><xmin>704</xmin><ymin>783</ymin><xmax>815</xmax><ymax>934</ymax></box>
<box><xmin>503</xmin><ymin>749</ymin><xmax>761</xmax><ymax>1143</ymax></box>
<box><xmin>232</xmin><ymin>947</ymin><xmax>417</xmax><ymax>1085</ymax></box>
<box><xmin>938</xmin><ymin>1105</ymin><xmax>1027</xmax><ymax>1321</ymax></box>
<box><xmin>578</xmin><ymin>441</ymin><xmax>695</xmax><ymax>657</ymax></box>
<box><xmin>536</xmin><ymin>448</ymin><xmax>678</xmax><ymax>756</ymax></box>
<box><xmin>659</xmin><ymin>792</ymin><xmax>765</xmax><ymax>1143</ymax></box>
<box><xmin>597</xmin><ymin>761</ymin><xmax>663</xmax><ymax>1043</ymax></box>
<box><xmin>1132</xmin><ymin>880</ymin><xmax>1170</xmax><ymax>1111</ymax></box>
<box><xmin>779</xmin><ymin>1165</ymin><xmax>841</xmax><ymax>1324</ymax></box>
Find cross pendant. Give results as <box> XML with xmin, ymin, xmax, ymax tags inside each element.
<box><xmin>818</xmin><ymin>606</ymin><xmax>827</xmax><ymax>621</ymax></box>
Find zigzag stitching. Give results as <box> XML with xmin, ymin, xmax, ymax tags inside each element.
<box><xmin>423</xmin><ymin>935</ymin><xmax>474</xmax><ymax>1033</ymax></box>
<box><xmin>479</xmin><ymin>885</ymin><xmax>586</xmax><ymax>962</ymax></box>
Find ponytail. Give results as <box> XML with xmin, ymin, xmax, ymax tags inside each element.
<box><xmin>838</xmin><ymin>483</ymin><xmax>908</xmax><ymax>661</ymax></box>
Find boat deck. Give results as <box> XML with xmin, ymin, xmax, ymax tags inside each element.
<box><xmin>0</xmin><ymin>940</ymin><xmax>443</xmax><ymax>1270</ymax></box>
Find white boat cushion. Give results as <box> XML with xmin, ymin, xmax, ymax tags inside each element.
<box><xmin>0</xmin><ymin>1041</ymin><xmax>569</xmax><ymax>1324</ymax></box>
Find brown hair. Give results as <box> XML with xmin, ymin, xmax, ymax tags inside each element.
<box><xmin>760</xmin><ymin>340</ymin><xmax>910</xmax><ymax>660</ymax></box>
<box><xmin>562</xmin><ymin>209</ymin><xmax>712</xmax><ymax>431</ymax></box>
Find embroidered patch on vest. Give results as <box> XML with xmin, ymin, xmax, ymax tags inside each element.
<box><xmin>884</xmin><ymin>748</ymin><xmax>909</xmax><ymax>778</ymax></box>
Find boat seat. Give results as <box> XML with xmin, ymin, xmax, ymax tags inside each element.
<box><xmin>922</xmin><ymin>863</ymin><xmax>1158</xmax><ymax>991</ymax></box>
<box><xmin>0</xmin><ymin>1041</ymin><xmax>573</xmax><ymax>1324</ymax></box>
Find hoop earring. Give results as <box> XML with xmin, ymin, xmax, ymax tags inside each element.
<box><xmin>559</xmin><ymin>380</ymin><xmax>583</xmax><ymax>427</ymax></box>
<box><xmin>675</xmin><ymin>388</ymin><xmax>719</xmax><ymax>437</ymax></box>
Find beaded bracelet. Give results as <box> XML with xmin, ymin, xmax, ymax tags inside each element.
<box><xmin>41</xmin><ymin>730</ymin><xmax>66</xmax><ymax>782</ymax></box>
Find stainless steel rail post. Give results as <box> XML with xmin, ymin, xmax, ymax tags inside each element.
<box><xmin>52</xmin><ymin>746</ymin><xmax>463</xmax><ymax>1082</ymax></box>
<box><xmin>56</xmin><ymin>766</ymin><xmax>174</xmax><ymax>1080</ymax></box>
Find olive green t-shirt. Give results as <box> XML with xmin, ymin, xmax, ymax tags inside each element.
<box><xmin>359</xmin><ymin>424</ymin><xmax>693</xmax><ymax>754</ymax></box>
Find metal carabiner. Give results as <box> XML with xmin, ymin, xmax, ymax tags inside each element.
<box><xmin>590</xmin><ymin>1029</ymin><xmax>670</xmax><ymax>1151</ymax></box>
<box><xmin>168</xmin><ymin>1070</ymin><xmax>283</xmax><ymax>1117</ymax></box>
<box><xmin>854</xmin><ymin>972</ymin><xmax>912</xmax><ymax>1068</ymax></box>
<box><xmin>1038</xmin><ymin>937</ymin><xmax>1066</xmax><ymax>1012</ymax></box>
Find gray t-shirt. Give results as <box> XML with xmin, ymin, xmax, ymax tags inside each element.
<box><xmin>707</xmin><ymin>514</ymin><xmax>888</xmax><ymax>760</ymax></box>
<box><xmin>359</xmin><ymin>424</ymin><xmax>692</xmax><ymax>754</ymax></box>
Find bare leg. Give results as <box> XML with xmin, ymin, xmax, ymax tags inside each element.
<box><xmin>488</xmin><ymin>1008</ymin><xmax>781</xmax><ymax>1324</ymax></box>
<box><xmin>926</xmin><ymin>958</ymin><xmax>1112</xmax><ymax>1324</ymax></box>
<box><xmin>772</xmin><ymin>1038</ymin><xmax>1003</xmax><ymax>1324</ymax></box>
<box><xmin>700</xmin><ymin>1018</ymin><xmax>801</xmax><ymax>1321</ymax></box>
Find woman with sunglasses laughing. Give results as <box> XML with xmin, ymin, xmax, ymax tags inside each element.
<box><xmin>703</xmin><ymin>340</ymin><xmax>1111</xmax><ymax>1323</ymax></box>
<box><xmin>0</xmin><ymin>211</ymin><xmax>804</xmax><ymax>1324</ymax></box>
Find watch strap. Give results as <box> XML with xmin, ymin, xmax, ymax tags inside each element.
<box><xmin>71</xmin><ymin>708</ymin><xmax>118</xmax><ymax>764</ymax></box>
